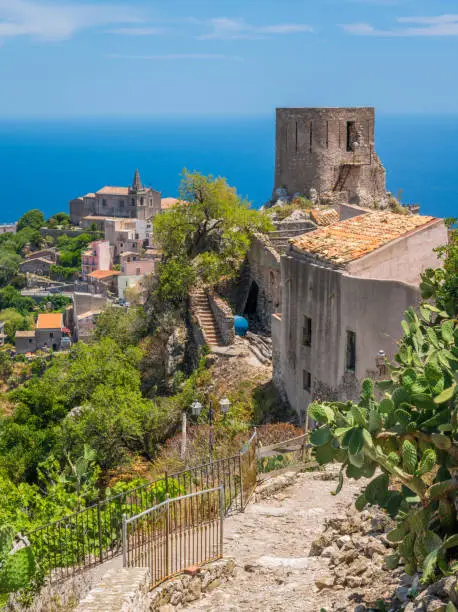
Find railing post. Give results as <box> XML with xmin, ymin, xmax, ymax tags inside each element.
<box><xmin>165</xmin><ymin>471</ymin><xmax>169</xmax><ymax>498</ymax></box>
<box><xmin>122</xmin><ymin>514</ymin><xmax>127</xmax><ymax>568</ymax></box>
<box><xmin>239</xmin><ymin>452</ymin><xmax>244</xmax><ymax>511</ymax></box>
<box><xmin>97</xmin><ymin>501</ymin><xmax>103</xmax><ymax>564</ymax></box>
<box><xmin>219</xmin><ymin>485</ymin><xmax>224</xmax><ymax>556</ymax></box>
<box><xmin>165</xmin><ymin>495</ymin><xmax>170</xmax><ymax>577</ymax></box>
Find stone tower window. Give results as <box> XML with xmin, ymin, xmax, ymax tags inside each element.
<box><xmin>295</xmin><ymin>121</ymin><xmax>298</xmax><ymax>152</ymax></box>
<box><xmin>140</xmin><ymin>197</ymin><xmax>144</xmax><ymax>206</ymax></box>
<box><xmin>131</xmin><ymin>198</ymin><xmax>135</xmax><ymax>206</ymax></box>
<box><xmin>309</xmin><ymin>121</ymin><xmax>313</xmax><ymax>153</ymax></box>
<box><xmin>303</xmin><ymin>370</ymin><xmax>311</xmax><ymax>392</ymax></box>
<box><xmin>303</xmin><ymin>316</ymin><xmax>312</xmax><ymax>347</ymax></box>
<box><xmin>346</xmin><ymin>122</ymin><xmax>356</xmax><ymax>152</ymax></box>
<box><xmin>346</xmin><ymin>330</ymin><xmax>356</xmax><ymax>372</ymax></box>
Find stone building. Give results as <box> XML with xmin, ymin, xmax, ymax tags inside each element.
<box><xmin>70</xmin><ymin>169</ymin><xmax>161</xmax><ymax>226</ymax></box>
<box><xmin>20</xmin><ymin>257</ymin><xmax>54</xmax><ymax>276</ymax></box>
<box><xmin>15</xmin><ymin>313</ymin><xmax>65</xmax><ymax>354</ymax></box>
<box><xmin>272</xmin><ymin>210</ymin><xmax>448</xmax><ymax>419</ymax></box>
<box><xmin>236</xmin><ymin>211</ymin><xmax>316</xmax><ymax>331</ymax></box>
<box><xmin>273</xmin><ymin>107</ymin><xmax>388</xmax><ymax>208</ymax></box>
<box><xmin>104</xmin><ymin>218</ymin><xmax>147</xmax><ymax>260</ymax></box>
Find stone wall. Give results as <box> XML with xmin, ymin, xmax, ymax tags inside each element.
<box><xmin>39</xmin><ymin>227</ymin><xmax>86</xmax><ymax>238</ymax></box>
<box><xmin>207</xmin><ymin>290</ymin><xmax>235</xmax><ymax>345</ymax></box>
<box><xmin>274</xmin><ymin>107</ymin><xmax>387</xmax><ymax>208</ymax></box>
<box><xmin>76</xmin><ymin>568</ymin><xmax>151</xmax><ymax>612</ymax></box>
<box><xmin>238</xmin><ymin>234</ymin><xmax>281</xmax><ymax>332</ymax></box>
<box><xmin>149</xmin><ymin>558</ymin><xmax>236</xmax><ymax>610</ymax></box>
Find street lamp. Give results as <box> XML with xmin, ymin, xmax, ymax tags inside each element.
<box><xmin>191</xmin><ymin>400</ymin><xmax>203</xmax><ymax>417</ymax></box>
<box><xmin>219</xmin><ymin>397</ymin><xmax>231</xmax><ymax>415</ymax></box>
<box><xmin>376</xmin><ymin>350</ymin><xmax>387</xmax><ymax>377</ymax></box>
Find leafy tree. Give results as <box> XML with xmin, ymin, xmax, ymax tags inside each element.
<box><xmin>153</xmin><ymin>170</ymin><xmax>272</xmax><ymax>303</ymax></box>
<box><xmin>0</xmin><ymin>252</ymin><xmax>21</xmax><ymax>288</ymax></box>
<box><xmin>0</xmin><ymin>286</ymin><xmax>34</xmax><ymax>314</ymax></box>
<box><xmin>17</xmin><ymin>210</ymin><xmax>45</xmax><ymax>232</ymax></box>
<box><xmin>309</xmin><ymin>225</ymin><xmax>458</xmax><ymax>584</ymax></box>
<box><xmin>0</xmin><ymin>309</ymin><xmax>34</xmax><ymax>343</ymax></box>
<box><xmin>93</xmin><ymin>306</ymin><xmax>147</xmax><ymax>350</ymax></box>
<box><xmin>46</xmin><ymin>212</ymin><xmax>70</xmax><ymax>228</ymax></box>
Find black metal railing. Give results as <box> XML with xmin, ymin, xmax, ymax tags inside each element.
<box><xmin>123</xmin><ymin>486</ymin><xmax>224</xmax><ymax>587</ymax></box>
<box><xmin>25</xmin><ymin>438</ymin><xmax>255</xmax><ymax>583</ymax></box>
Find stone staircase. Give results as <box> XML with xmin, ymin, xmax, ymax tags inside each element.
<box><xmin>193</xmin><ymin>288</ymin><xmax>224</xmax><ymax>347</ymax></box>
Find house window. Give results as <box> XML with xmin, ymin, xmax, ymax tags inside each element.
<box><xmin>29</xmin><ymin>339</ymin><xmax>32</xmax><ymax>344</ymax></box>
<box><xmin>120</xmin><ymin>200</ymin><xmax>124</xmax><ymax>207</ymax></box>
<box><xmin>303</xmin><ymin>316</ymin><xmax>312</xmax><ymax>347</ymax></box>
<box><xmin>346</xmin><ymin>330</ymin><xmax>356</xmax><ymax>372</ymax></box>
<box><xmin>102</xmin><ymin>199</ymin><xmax>107</xmax><ymax>207</ymax></box>
<box><xmin>140</xmin><ymin>197</ymin><xmax>144</xmax><ymax>206</ymax></box>
<box><xmin>346</xmin><ymin>121</ymin><xmax>356</xmax><ymax>152</ymax></box>
<box><xmin>50</xmin><ymin>332</ymin><xmax>54</xmax><ymax>338</ymax></box>
<box><xmin>136</xmin><ymin>267</ymin><xmax>141</xmax><ymax>275</ymax></box>
<box><xmin>303</xmin><ymin>370</ymin><xmax>311</xmax><ymax>392</ymax></box>
<box><xmin>131</xmin><ymin>198</ymin><xmax>135</xmax><ymax>206</ymax></box>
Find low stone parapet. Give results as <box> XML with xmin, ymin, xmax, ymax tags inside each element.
<box><xmin>149</xmin><ymin>558</ymin><xmax>236</xmax><ymax>610</ymax></box>
<box><xmin>207</xmin><ymin>290</ymin><xmax>235</xmax><ymax>346</ymax></box>
<box><xmin>75</xmin><ymin>567</ymin><xmax>151</xmax><ymax>612</ymax></box>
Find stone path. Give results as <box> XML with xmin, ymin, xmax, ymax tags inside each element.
<box><xmin>185</xmin><ymin>469</ymin><xmax>364</xmax><ymax>612</ymax></box>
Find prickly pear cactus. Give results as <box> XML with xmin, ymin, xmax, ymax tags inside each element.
<box><xmin>308</xmin><ymin>231</ymin><xmax>458</xmax><ymax>586</ymax></box>
<box><xmin>0</xmin><ymin>525</ymin><xmax>35</xmax><ymax>599</ymax></box>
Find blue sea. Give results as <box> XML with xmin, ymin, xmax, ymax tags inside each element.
<box><xmin>0</xmin><ymin>115</ymin><xmax>457</xmax><ymax>222</ymax></box>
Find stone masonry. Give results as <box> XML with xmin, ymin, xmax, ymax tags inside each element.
<box><xmin>274</xmin><ymin>107</ymin><xmax>388</xmax><ymax>208</ymax></box>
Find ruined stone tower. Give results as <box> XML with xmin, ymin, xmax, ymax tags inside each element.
<box><xmin>273</xmin><ymin>107</ymin><xmax>388</xmax><ymax>208</ymax></box>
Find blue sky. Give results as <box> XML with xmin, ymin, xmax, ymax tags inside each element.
<box><xmin>1</xmin><ymin>0</ymin><xmax>458</xmax><ymax>117</ymax></box>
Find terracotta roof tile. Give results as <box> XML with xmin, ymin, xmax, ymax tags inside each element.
<box><xmin>310</xmin><ymin>208</ymin><xmax>340</xmax><ymax>226</ymax></box>
<box><xmin>88</xmin><ymin>270</ymin><xmax>121</xmax><ymax>279</ymax></box>
<box><xmin>291</xmin><ymin>211</ymin><xmax>437</xmax><ymax>265</ymax></box>
<box><xmin>15</xmin><ymin>330</ymin><xmax>35</xmax><ymax>338</ymax></box>
<box><xmin>96</xmin><ymin>186</ymin><xmax>130</xmax><ymax>196</ymax></box>
<box><xmin>36</xmin><ymin>313</ymin><xmax>63</xmax><ymax>330</ymax></box>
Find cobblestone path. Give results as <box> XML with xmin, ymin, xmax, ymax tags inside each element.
<box><xmin>185</xmin><ymin>470</ymin><xmax>363</xmax><ymax>612</ymax></box>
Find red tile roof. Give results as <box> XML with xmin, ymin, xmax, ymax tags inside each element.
<box><xmin>96</xmin><ymin>186</ymin><xmax>130</xmax><ymax>196</ymax></box>
<box><xmin>291</xmin><ymin>211</ymin><xmax>437</xmax><ymax>265</ymax></box>
<box><xmin>310</xmin><ymin>208</ymin><xmax>340</xmax><ymax>227</ymax></box>
<box><xmin>88</xmin><ymin>270</ymin><xmax>121</xmax><ymax>279</ymax></box>
<box><xmin>36</xmin><ymin>313</ymin><xmax>63</xmax><ymax>330</ymax></box>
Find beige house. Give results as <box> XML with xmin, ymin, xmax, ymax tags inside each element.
<box><xmin>272</xmin><ymin>210</ymin><xmax>448</xmax><ymax>419</ymax></box>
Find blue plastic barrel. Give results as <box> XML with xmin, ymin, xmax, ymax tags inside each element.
<box><xmin>234</xmin><ymin>315</ymin><xmax>249</xmax><ymax>337</ymax></box>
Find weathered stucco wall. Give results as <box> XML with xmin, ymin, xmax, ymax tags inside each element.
<box><xmin>239</xmin><ymin>235</ymin><xmax>281</xmax><ymax>331</ymax></box>
<box><xmin>274</xmin><ymin>107</ymin><xmax>387</xmax><ymax>208</ymax></box>
<box><xmin>276</xmin><ymin>253</ymin><xmax>420</xmax><ymax>418</ymax></box>
<box><xmin>347</xmin><ymin>220</ymin><xmax>447</xmax><ymax>285</ymax></box>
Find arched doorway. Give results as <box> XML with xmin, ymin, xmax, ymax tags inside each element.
<box><xmin>244</xmin><ymin>281</ymin><xmax>259</xmax><ymax>315</ymax></box>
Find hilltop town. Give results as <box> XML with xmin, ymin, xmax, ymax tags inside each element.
<box><xmin>0</xmin><ymin>107</ymin><xmax>456</xmax><ymax>611</ymax></box>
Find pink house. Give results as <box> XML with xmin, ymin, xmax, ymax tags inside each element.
<box><xmin>121</xmin><ymin>258</ymin><xmax>155</xmax><ymax>276</ymax></box>
<box><xmin>81</xmin><ymin>241</ymin><xmax>112</xmax><ymax>281</ymax></box>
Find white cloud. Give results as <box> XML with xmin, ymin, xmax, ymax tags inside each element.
<box><xmin>106</xmin><ymin>53</ymin><xmax>243</xmax><ymax>61</ymax></box>
<box><xmin>342</xmin><ymin>14</ymin><xmax>458</xmax><ymax>37</ymax></box>
<box><xmin>198</xmin><ymin>18</ymin><xmax>312</xmax><ymax>40</ymax></box>
<box><xmin>0</xmin><ymin>0</ymin><xmax>141</xmax><ymax>41</ymax></box>
<box><xmin>107</xmin><ymin>27</ymin><xmax>165</xmax><ymax>36</ymax></box>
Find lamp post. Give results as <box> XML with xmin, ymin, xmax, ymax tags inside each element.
<box><xmin>376</xmin><ymin>349</ymin><xmax>387</xmax><ymax>378</ymax></box>
<box><xmin>189</xmin><ymin>397</ymin><xmax>231</xmax><ymax>462</ymax></box>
